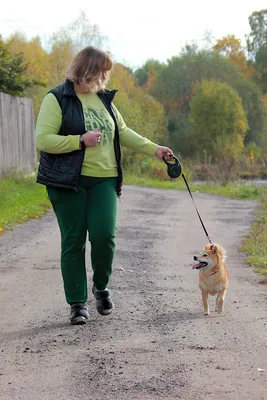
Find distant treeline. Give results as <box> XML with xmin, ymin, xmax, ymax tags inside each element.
<box><xmin>1</xmin><ymin>9</ymin><xmax>267</xmax><ymax>182</ymax></box>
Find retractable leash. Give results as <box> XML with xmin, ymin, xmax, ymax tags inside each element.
<box><xmin>163</xmin><ymin>156</ymin><xmax>213</xmax><ymax>245</ymax></box>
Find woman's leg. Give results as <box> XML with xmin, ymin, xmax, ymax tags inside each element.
<box><xmin>86</xmin><ymin>178</ymin><xmax>118</xmax><ymax>290</ymax></box>
<box><xmin>47</xmin><ymin>186</ymin><xmax>88</xmax><ymax>304</ymax></box>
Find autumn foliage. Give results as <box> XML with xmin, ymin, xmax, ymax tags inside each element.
<box><xmin>1</xmin><ymin>9</ymin><xmax>267</xmax><ymax>182</ymax></box>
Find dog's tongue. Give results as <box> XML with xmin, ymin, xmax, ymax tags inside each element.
<box><xmin>192</xmin><ymin>263</ymin><xmax>201</xmax><ymax>270</ymax></box>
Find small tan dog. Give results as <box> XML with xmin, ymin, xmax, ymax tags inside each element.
<box><xmin>193</xmin><ymin>243</ymin><xmax>229</xmax><ymax>315</ymax></box>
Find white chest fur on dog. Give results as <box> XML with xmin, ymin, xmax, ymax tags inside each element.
<box><xmin>193</xmin><ymin>243</ymin><xmax>229</xmax><ymax>315</ymax></box>
<box><xmin>199</xmin><ymin>280</ymin><xmax>226</xmax><ymax>296</ymax></box>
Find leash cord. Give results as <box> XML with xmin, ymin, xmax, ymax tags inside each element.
<box><xmin>181</xmin><ymin>173</ymin><xmax>213</xmax><ymax>244</ymax></box>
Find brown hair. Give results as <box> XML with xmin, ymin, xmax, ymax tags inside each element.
<box><xmin>66</xmin><ymin>46</ymin><xmax>113</xmax><ymax>91</ymax></box>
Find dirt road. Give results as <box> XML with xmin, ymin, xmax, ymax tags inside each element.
<box><xmin>1</xmin><ymin>185</ymin><xmax>267</xmax><ymax>400</ymax></box>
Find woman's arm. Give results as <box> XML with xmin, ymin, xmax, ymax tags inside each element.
<box><xmin>35</xmin><ymin>93</ymin><xmax>80</xmax><ymax>154</ymax></box>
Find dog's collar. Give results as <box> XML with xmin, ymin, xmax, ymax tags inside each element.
<box><xmin>209</xmin><ymin>268</ymin><xmax>219</xmax><ymax>276</ymax></box>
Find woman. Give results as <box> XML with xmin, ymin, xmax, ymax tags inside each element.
<box><xmin>36</xmin><ymin>46</ymin><xmax>174</xmax><ymax>325</ymax></box>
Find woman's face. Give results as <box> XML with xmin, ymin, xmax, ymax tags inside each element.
<box><xmin>74</xmin><ymin>70</ymin><xmax>110</xmax><ymax>94</ymax></box>
<box><xmin>86</xmin><ymin>71</ymin><xmax>109</xmax><ymax>92</ymax></box>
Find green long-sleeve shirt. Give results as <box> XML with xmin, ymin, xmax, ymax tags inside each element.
<box><xmin>35</xmin><ymin>92</ymin><xmax>158</xmax><ymax>178</ymax></box>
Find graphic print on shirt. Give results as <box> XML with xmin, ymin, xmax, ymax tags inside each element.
<box><xmin>84</xmin><ymin>106</ymin><xmax>113</xmax><ymax>146</ymax></box>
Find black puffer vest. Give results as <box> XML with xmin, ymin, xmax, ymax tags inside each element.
<box><xmin>36</xmin><ymin>79</ymin><xmax>123</xmax><ymax>196</ymax></box>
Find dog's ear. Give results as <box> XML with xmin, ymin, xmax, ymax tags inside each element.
<box><xmin>210</xmin><ymin>244</ymin><xmax>217</xmax><ymax>254</ymax></box>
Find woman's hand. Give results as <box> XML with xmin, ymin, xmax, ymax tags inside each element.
<box><xmin>81</xmin><ymin>130</ymin><xmax>102</xmax><ymax>147</ymax></box>
<box><xmin>155</xmin><ymin>146</ymin><xmax>174</xmax><ymax>160</ymax></box>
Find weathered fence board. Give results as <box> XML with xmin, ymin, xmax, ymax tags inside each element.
<box><xmin>0</xmin><ymin>92</ymin><xmax>36</xmax><ymax>175</ymax></box>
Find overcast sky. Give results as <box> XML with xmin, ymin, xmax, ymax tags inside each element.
<box><xmin>1</xmin><ymin>0</ymin><xmax>266</xmax><ymax>69</ymax></box>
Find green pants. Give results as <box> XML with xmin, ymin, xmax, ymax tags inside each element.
<box><xmin>47</xmin><ymin>176</ymin><xmax>118</xmax><ymax>304</ymax></box>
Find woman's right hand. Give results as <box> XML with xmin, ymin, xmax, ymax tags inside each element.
<box><xmin>81</xmin><ymin>130</ymin><xmax>102</xmax><ymax>147</ymax></box>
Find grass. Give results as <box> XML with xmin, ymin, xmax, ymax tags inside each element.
<box><xmin>1</xmin><ymin>171</ymin><xmax>267</xmax><ymax>280</ymax></box>
<box><xmin>238</xmin><ymin>191</ymin><xmax>267</xmax><ymax>281</ymax></box>
<box><xmin>0</xmin><ymin>172</ymin><xmax>51</xmax><ymax>234</ymax></box>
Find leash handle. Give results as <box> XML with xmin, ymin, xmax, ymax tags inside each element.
<box><xmin>163</xmin><ymin>155</ymin><xmax>182</xmax><ymax>179</ymax></box>
<box><xmin>181</xmin><ymin>173</ymin><xmax>213</xmax><ymax>244</ymax></box>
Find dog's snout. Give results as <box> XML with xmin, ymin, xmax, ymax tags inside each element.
<box><xmin>194</xmin><ymin>256</ymin><xmax>197</xmax><ymax>260</ymax></box>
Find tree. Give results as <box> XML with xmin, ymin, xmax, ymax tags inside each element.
<box><xmin>8</xmin><ymin>32</ymin><xmax>49</xmax><ymax>84</ymax></box>
<box><xmin>7</xmin><ymin>33</ymin><xmax>49</xmax><ymax>114</ymax></box>
<box><xmin>213</xmin><ymin>35</ymin><xmax>256</xmax><ymax>80</ymax></box>
<box><xmin>47</xmin><ymin>38</ymin><xmax>73</xmax><ymax>85</ymax></box>
<box><xmin>0</xmin><ymin>36</ymin><xmax>44</xmax><ymax>96</ymax></box>
<box><xmin>254</xmin><ymin>46</ymin><xmax>267</xmax><ymax>93</ymax></box>
<box><xmin>52</xmin><ymin>10</ymin><xmax>108</xmax><ymax>54</ymax></box>
<box><xmin>134</xmin><ymin>59</ymin><xmax>165</xmax><ymax>92</ymax></box>
<box><xmin>246</xmin><ymin>9</ymin><xmax>267</xmax><ymax>93</ymax></box>
<box><xmin>47</xmin><ymin>10</ymin><xmax>108</xmax><ymax>86</ymax></box>
<box><xmin>149</xmin><ymin>48</ymin><xmax>266</xmax><ymax>148</ymax></box>
<box><xmin>189</xmin><ymin>80</ymin><xmax>248</xmax><ymax>147</ymax></box>
<box><xmin>246</xmin><ymin>9</ymin><xmax>267</xmax><ymax>57</ymax></box>
<box><xmin>48</xmin><ymin>10</ymin><xmax>107</xmax><ymax>58</ymax></box>
<box><xmin>109</xmin><ymin>63</ymin><xmax>167</xmax><ymax>144</ymax></box>
<box><xmin>187</xmin><ymin>80</ymin><xmax>248</xmax><ymax>180</ymax></box>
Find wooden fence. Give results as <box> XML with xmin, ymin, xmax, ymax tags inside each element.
<box><xmin>0</xmin><ymin>92</ymin><xmax>37</xmax><ymax>175</ymax></box>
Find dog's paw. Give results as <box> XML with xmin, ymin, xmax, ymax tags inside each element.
<box><xmin>204</xmin><ymin>312</ymin><xmax>210</xmax><ymax>316</ymax></box>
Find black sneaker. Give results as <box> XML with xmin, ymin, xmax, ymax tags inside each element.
<box><xmin>70</xmin><ymin>303</ymin><xmax>89</xmax><ymax>325</ymax></box>
<box><xmin>92</xmin><ymin>285</ymin><xmax>114</xmax><ymax>315</ymax></box>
